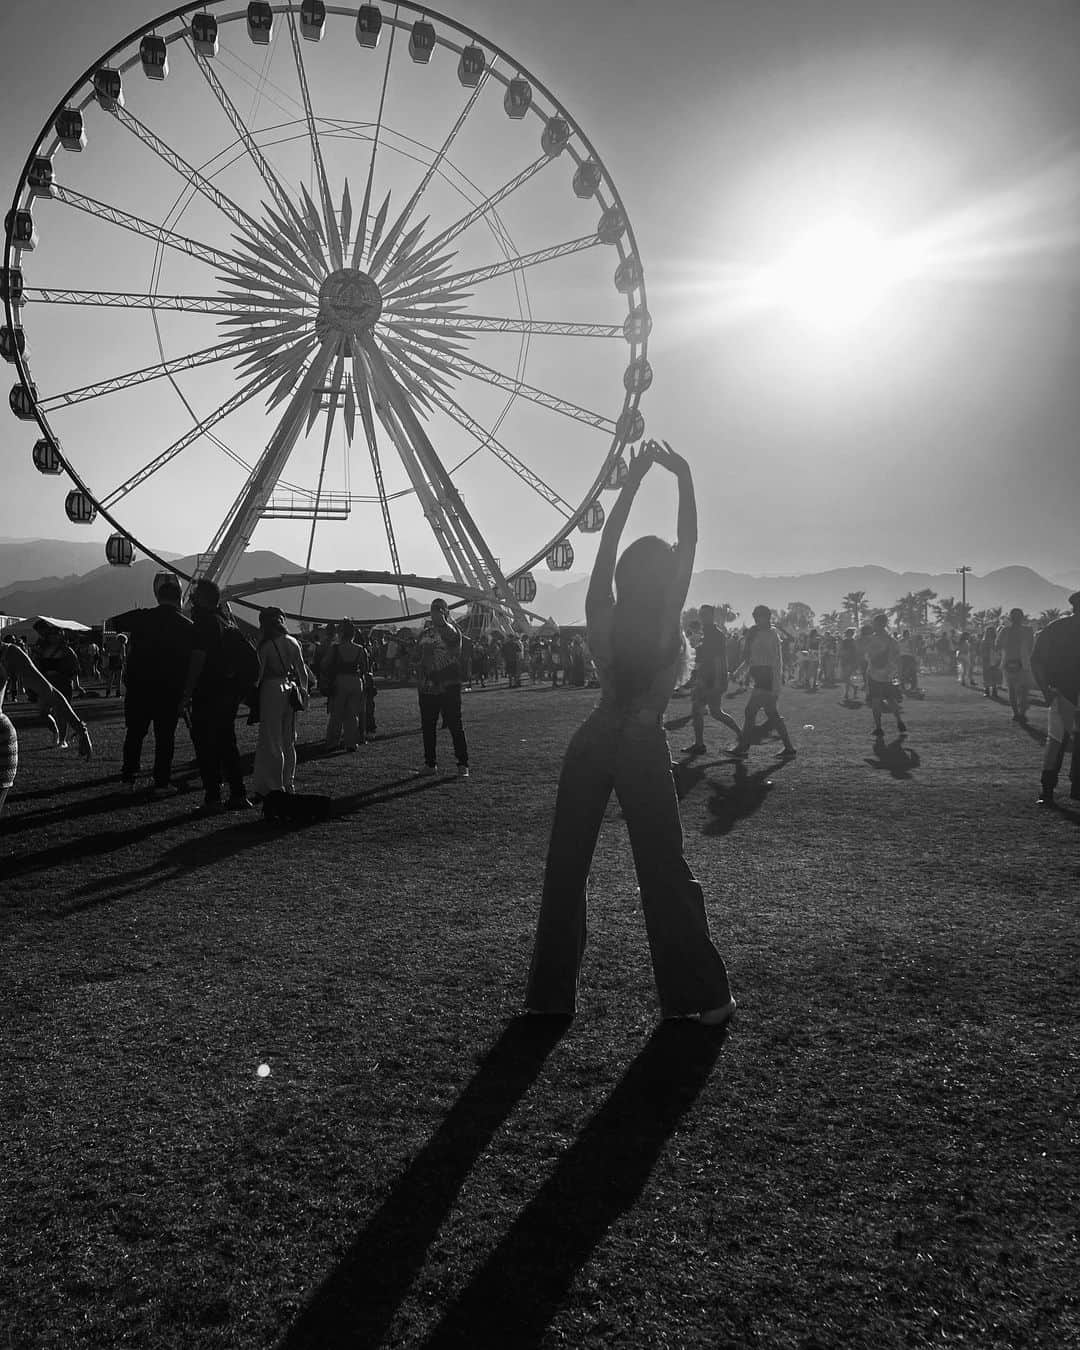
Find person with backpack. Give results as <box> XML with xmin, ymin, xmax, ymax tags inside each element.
<box><xmin>180</xmin><ymin>578</ymin><xmax>253</xmax><ymax>815</ymax></box>
<box><xmin>322</xmin><ymin>620</ymin><xmax>370</xmax><ymax>752</ymax></box>
<box><xmin>109</xmin><ymin>572</ymin><xmax>193</xmax><ymax>796</ymax></box>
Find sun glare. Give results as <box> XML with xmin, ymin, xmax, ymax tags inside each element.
<box><xmin>767</xmin><ymin>217</ymin><xmax>900</xmax><ymax>332</ymax></box>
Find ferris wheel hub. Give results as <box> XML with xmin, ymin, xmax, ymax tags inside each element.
<box><xmin>315</xmin><ymin>267</ymin><xmax>383</xmax><ymax>341</ymax></box>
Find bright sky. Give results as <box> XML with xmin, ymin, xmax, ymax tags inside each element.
<box><xmin>2</xmin><ymin>0</ymin><xmax>1078</xmax><ymax>584</ymax></box>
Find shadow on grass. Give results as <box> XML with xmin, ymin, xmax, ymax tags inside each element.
<box><xmin>701</xmin><ymin>759</ymin><xmax>791</xmax><ymax>837</ymax></box>
<box><xmin>1018</xmin><ymin>720</ymin><xmax>1047</xmax><ymax>745</ymax></box>
<box><xmin>419</xmin><ymin>1021</ymin><xmax>729</xmax><ymax>1349</ymax></box>
<box><xmin>864</xmin><ymin>738</ymin><xmax>921</xmax><ymax>780</ymax></box>
<box><xmin>47</xmin><ymin>776</ymin><xmax>455</xmax><ymax>913</ymax></box>
<box><xmin>1</xmin><ymin>815</ymin><xmax>188</xmax><ymax>884</ymax></box>
<box><xmin>280</xmin><ymin>1015</ymin><xmax>572</xmax><ymax>1350</ymax></box>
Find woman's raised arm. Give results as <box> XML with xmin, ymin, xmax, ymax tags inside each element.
<box><xmin>585</xmin><ymin>443</ymin><xmax>655</xmax><ymax>623</ymax></box>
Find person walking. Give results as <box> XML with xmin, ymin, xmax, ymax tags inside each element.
<box><xmin>323</xmin><ymin>620</ymin><xmax>370</xmax><ymax>752</ymax></box>
<box><xmin>252</xmin><ymin>607</ymin><xmax>311</xmax><ymax>799</ymax></box>
<box><xmin>863</xmin><ymin>613</ymin><xmax>908</xmax><ymax>741</ymax></box>
<box><xmin>416</xmin><ymin>599</ymin><xmax>470</xmax><ymax>778</ymax></box>
<box><xmin>525</xmin><ymin>441</ymin><xmax>735</xmax><ymax>1025</ymax></box>
<box><xmin>981</xmin><ymin>626</ymin><xmax>1002</xmax><ymax>699</ymax></box>
<box><xmin>732</xmin><ymin>606</ymin><xmax>797</xmax><ymax>759</ymax></box>
<box><xmin>181</xmin><ymin>579</ymin><xmax>252</xmax><ymax>815</ymax></box>
<box><xmin>685</xmin><ymin>603</ymin><xmax>741</xmax><ymax>755</ymax></box>
<box><xmin>109</xmin><ymin>573</ymin><xmax>194</xmax><ymax>796</ymax></box>
<box><xmin>1030</xmin><ymin>591</ymin><xmax>1080</xmax><ymax>807</ymax></box>
<box><xmin>996</xmin><ymin>608</ymin><xmax>1034</xmax><ymax>722</ymax></box>
<box><xmin>102</xmin><ymin>629</ymin><xmax>127</xmax><ymax>698</ymax></box>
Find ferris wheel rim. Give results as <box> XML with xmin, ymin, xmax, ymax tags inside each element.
<box><xmin>4</xmin><ymin>0</ymin><xmax>650</xmax><ymax>613</ymax></box>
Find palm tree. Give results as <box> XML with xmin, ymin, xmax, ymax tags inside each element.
<box><xmin>842</xmin><ymin>591</ymin><xmax>867</xmax><ymax>628</ymax></box>
<box><xmin>893</xmin><ymin>592</ymin><xmax>923</xmax><ymax>630</ymax></box>
<box><xmin>914</xmin><ymin>588</ymin><xmax>937</xmax><ymax>626</ymax></box>
<box><xmin>1038</xmin><ymin>608</ymin><xmax>1062</xmax><ymax>629</ymax></box>
<box><xmin>819</xmin><ymin>610</ymin><xmax>842</xmax><ymax>630</ymax></box>
<box><xmin>932</xmin><ymin>596</ymin><xmax>964</xmax><ymax>631</ymax></box>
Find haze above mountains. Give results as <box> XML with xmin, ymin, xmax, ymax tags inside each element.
<box><xmin>0</xmin><ymin>538</ymin><xmax>1075</xmax><ymax>629</ymax></box>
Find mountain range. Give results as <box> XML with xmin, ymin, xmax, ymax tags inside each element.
<box><xmin>0</xmin><ymin>539</ymin><xmax>1073</xmax><ymax>629</ymax></box>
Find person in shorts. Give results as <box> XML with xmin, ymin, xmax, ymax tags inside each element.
<box><xmin>863</xmin><ymin>613</ymin><xmax>907</xmax><ymax>740</ymax></box>
<box><xmin>732</xmin><ymin>606</ymin><xmax>796</xmax><ymax>759</ymax></box>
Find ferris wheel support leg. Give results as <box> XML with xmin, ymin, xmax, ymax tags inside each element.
<box><xmin>367</xmin><ymin>390</ymin><xmax>472</xmax><ymax>589</ymax></box>
<box><xmin>200</xmin><ymin>341</ymin><xmax>338</xmax><ymax>589</ymax></box>
<box><xmin>361</xmin><ymin>337</ymin><xmax>531</xmax><ymax>630</ymax></box>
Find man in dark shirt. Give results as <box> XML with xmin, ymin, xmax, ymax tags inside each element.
<box><xmin>416</xmin><ymin>599</ymin><xmax>470</xmax><ymax>778</ymax></box>
<box><xmin>180</xmin><ymin>578</ymin><xmax>250</xmax><ymax>814</ymax></box>
<box><xmin>1030</xmin><ymin>591</ymin><xmax>1080</xmax><ymax>806</ymax></box>
<box><xmin>110</xmin><ymin>572</ymin><xmax>193</xmax><ymax>796</ymax></box>
<box><xmin>686</xmin><ymin>604</ymin><xmax>742</xmax><ymax>755</ymax></box>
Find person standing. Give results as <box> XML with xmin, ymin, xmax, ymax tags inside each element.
<box><xmin>981</xmin><ymin>626</ymin><xmax>1002</xmax><ymax>699</ymax></box>
<box><xmin>102</xmin><ymin>629</ymin><xmax>127</xmax><ymax>698</ymax></box>
<box><xmin>416</xmin><ymin>599</ymin><xmax>470</xmax><ymax>778</ymax></box>
<box><xmin>109</xmin><ymin>572</ymin><xmax>193</xmax><ymax>796</ymax></box>
<box><xmin>181</xmin><ymin>579</ymin><xmax>251</xmax><ymax>815</ymax></box>
<box><xmin>323</xmin><ymin>620</ymin><xmax>369</xmax><ymax>752</ymax></box>
<box><xmin>525</xmin><ymin>441</ymin><xmax>734</xmax><ymax>1024</ymax></box>
<box><xmin>252</xmin><ymin>607</ymin><xmax>311</xmax><ymax>799</ymax></box>
<box><xmin>685</xmin><ymin>603</ymin><xmax>741</xmax><ymax>755</ymax></box>
<box><xmin>732</xmin><ymin>606</ymin><xmax>797</xmax><ymax>759</ymax></box>
<box><xmin>838</xmin><ymin>627</ymin><xmax>860</xmax><ymax>702</ymax></box>
<box><xmin>1030</xmin><ymin>592</ymin><xmax>1080</xmax><ymax>806</ymax></box>
<box><xmin>863</xmin><ymin>613</ymin><xmax>907</xmax><ymax>741</ymax></box>
<box><xmin>996</xmin><ymin>608</ymin><xmax>1034</xmax><ymax>723</ymax></box>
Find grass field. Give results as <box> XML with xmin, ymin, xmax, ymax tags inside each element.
<box><xmin>2</xmin><ymin>674</ymin><xmax>1077</xmax><ymax>1349</ymax></box>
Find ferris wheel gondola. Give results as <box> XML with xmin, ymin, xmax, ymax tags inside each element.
<box><xmin>4</xmin><ymin>1</ymin><xmax>651</xmax><ymax>625</ymax></box>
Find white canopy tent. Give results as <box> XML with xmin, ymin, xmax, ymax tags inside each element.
<box><xmin>0</xmin><ymin>615</ymin><xmax>92</xmax><ymax>639</ymax></box>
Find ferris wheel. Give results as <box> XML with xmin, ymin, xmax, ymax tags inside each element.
<box><xmin>3</xmin><ymin>1</ymin><xmax>650</xmax><ymax>625</ymax></box>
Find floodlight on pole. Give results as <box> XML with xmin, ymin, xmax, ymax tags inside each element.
<box><xmin>956</xmin><ymin>565</ymin><xmax>972</xmax><ymax>628</ymax></box>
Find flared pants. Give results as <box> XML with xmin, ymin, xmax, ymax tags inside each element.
<box><xmin>525</xmin><ymin>709</ymin><xmax>732</xmax><ymax>1017</ymax></box>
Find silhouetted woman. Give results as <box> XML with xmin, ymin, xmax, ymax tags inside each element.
<box><xmin>525</xmin><ymin>442</ymin><xmax>735</xmax><ymax>1025</ymax></box>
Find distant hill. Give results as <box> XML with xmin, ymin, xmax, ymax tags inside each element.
<box><xmin>0</xmin><ymin>543</ymin><xmax>1071</xmax><ymax>629</ymax></box>
<box><xmin>0</xmin><ymin>550</ymin><xmax>412</xmax><ymax>627</ymax></box>
<box><xmin>530</xmin><ymin>565</ymin><xmax>1073</xmax><ymax>627</ymax></box>
<box><xmin>0</xmin><ymin>537</ymin><xmax>151</xmax><ymax>594</ymax></box>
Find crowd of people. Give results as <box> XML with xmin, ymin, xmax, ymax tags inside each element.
<box><xmin>1</xmin><ymin>441</ymin><xmax>1078</xmax><ymax>1021</ymax></box>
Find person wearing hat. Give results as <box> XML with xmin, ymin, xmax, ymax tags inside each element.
<box><xmin>108</xmin><ymin>572</ymin><xmax>194</xmax><ymax>796</ymax></box>
<box><xmin>1030</xmin><ymin>590</ymin><xmax>1080</xmax><ymax>807</ymax></box>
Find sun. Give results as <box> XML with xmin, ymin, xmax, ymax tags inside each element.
<box><xmin>767</xmin><ymin>217</ymin><xmax>899</xmax><ymax>332</ymax></box>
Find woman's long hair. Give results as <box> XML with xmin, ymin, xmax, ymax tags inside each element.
<box><xmin>610</xmin><ymin>535</ymin><xmax>691</xmax><ymax>705</ymax></box>
<box><xmin>257</xmin><ymin>608</ymin><xmax>287</xmax><ymax>649</ymax></box>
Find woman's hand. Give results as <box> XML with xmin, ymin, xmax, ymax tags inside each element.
<box><xmin>624</xmin><ymin>440</ymin><xmax>655</xmax><ymax>487</ymax></box>
<box><xmin>650</xmin><ymin>440</ymin><xmax>691</xmax><ymax>480</ymax></box>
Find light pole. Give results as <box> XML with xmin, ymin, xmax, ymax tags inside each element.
<box><xmin>956</xmin><ymin>565</ymin><xmax>971</xmax><ymax>628</ymax></box>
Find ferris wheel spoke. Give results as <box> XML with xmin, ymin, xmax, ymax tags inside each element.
<box><xmin>380</xmin><ymin>69</ymin><xmax>493</xmax><ymax>276</ymax></box>
<box><xmin>352</xmin><ymin>9</ymin><xmax>400</xmax><ymax>270</ymax></box>
<box><xmin>390</xmin><ymin>156</ymin><xmax>555</xmax><ymax>288</ymax></box>
<box><xmin>100</xmin><ymin>366</ymin><xmax>279</xmax><ymax>508</ymax></box>
<box><xmin>412</xmin><ymin>234</ymin><xmax>602</xmax><ymax>296</ymax></box>
<box><xmin>37</xmin><ymin>334</ymin><xmax>256</xmax><ymax>413</ymax></box>
<box><xmin>284</xmin><ymin>7</ymin><xmax>344</xmax><ymax>270</ymax></box>
<box><xmin>186</xmin><ymin>37</ymin><xmax>326</xmax><ymax>276</ymax></box>
<box><xmin>428</xmin><ymin>385</ymin><xmax>574</xmax><ymax>518</ymax></box>
<box><xmin>384</xmin><ymin>313</ymin><xmax>623</xmax><ymax>338</ymax></box>
<box><xmin>50</xmin><ymin>185</ymin><xmax>235</xmax><ymax>273</ymax></box>
<box><xmin>106</xmin><ymin>103</ymin><xmax>258</xmax><ymax>235</ymax></box>
<box><xmin>396</xmin><ymin>342</ymin><xmax>617</xmax><ymax>434</ymax></box>
<box><xmin>201</xmin><ymin>339</ymin><xmax>339</xmax><ymax>585</ymax></box>
<box><xmin>22</xmin><ymin>288</ymin><xmax>256</xmax><ymax>315</ymax></box>
<box><xmin>348</xmin><ymin>338</ymin><xmax>407</xmax><ymax>605</ymax></box>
